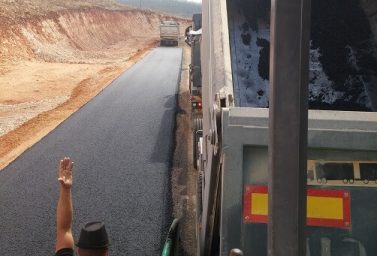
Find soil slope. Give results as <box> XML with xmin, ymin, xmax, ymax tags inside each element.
<box><xmin>0</xmin><ymin>0</ymin><xmax>187</xmax><ymax>169</ymax></box>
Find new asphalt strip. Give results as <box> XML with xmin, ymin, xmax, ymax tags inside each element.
<box><xmin>0</xmin><ymin>47</ymin><xmax>182</xmax><ymax>255</ymax></box>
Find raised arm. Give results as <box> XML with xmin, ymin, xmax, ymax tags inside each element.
<box><xmin>56</xmin><ymin>157</ymin><xmax>74</xmax><ymax>252</ymax></box>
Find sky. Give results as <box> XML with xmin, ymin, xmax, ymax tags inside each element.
<box><xmin>187</xmin><ymin>0</ymin><xmax>201</xmax><ymax>3</ymax></box>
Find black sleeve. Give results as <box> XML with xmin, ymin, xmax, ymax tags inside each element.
<box><xmin>55</xmin><ymin>248</ymin><xmax>74</xmax><ymax>256</ymax></box>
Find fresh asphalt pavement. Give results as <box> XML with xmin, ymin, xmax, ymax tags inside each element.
<box><xmin>0</xmin><ymin>47</ymin><xmax>182</xmax><ymax>255</ymax></box>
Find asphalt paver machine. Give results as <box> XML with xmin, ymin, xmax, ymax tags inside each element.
<box><xmin>196</xmin><ymin>0</ymin><xmax>377</xmax><ymax>255</ymax></box>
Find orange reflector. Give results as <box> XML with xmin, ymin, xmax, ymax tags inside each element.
<box><xmin>243</xmin><ymin>185</ymin><xmax>351</xmax><ymax>229</ymax></box>
<box><xmin>191</xmin><ymin>95</ymin><xmax>202</xmax><ymax>101</ymax></box>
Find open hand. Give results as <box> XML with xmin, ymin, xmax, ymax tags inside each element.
<box><xmin>58</xmin><ymin>157</ymin><xmax>73</xmax><ymax>189</ymax></box>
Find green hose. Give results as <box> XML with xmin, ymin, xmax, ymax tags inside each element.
<box><xmin>161</xmin><ymin>218</ymin><xmax>180</xmax><ymax>256</ymax></box>
<box><xmin>161</xmin><ymin>240</ymin><xmax>173</xmax><ymax>256</ymax></box>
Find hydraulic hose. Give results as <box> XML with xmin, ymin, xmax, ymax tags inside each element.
<box><xmin>161</xmin><ymin>218</ymin><xmax>180</xmax><ymax>256</ymax></box>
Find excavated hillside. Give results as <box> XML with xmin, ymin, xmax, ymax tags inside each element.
<box><xmin>0</xmin><ymin>0</ymin><xmax>188</xmax><ymax>169</ymax></box>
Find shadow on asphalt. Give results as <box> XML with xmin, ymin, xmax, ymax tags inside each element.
<box><xmin>150</xmin><ymin>94</ymin><xmax>179</xmax><ymax>163</ymax></box>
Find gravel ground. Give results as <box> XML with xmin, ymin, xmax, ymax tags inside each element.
<box><xmin>0</xmin><ymin>97</ymin><xmax>68</xmax><ymax>136</ymax></box>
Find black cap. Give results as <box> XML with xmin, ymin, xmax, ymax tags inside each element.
<box><xmin>76</xmin><ymin>221</ymin><xmax>109</xmax><ymax>249</ymax></box>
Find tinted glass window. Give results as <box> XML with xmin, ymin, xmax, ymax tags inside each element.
<box><xmin>360</xmin><ymin>163</ymin><xmax>377</xmax><ymax>181</ymax></box>
<box><xmin>316</xmin><ymin>163</ymin><xmax>354</xmax><ymax>180</ymax></box>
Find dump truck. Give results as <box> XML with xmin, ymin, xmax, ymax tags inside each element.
<box><xmin>195</xmin><ymin>0</ymin><xmax>377</xmax><ymax>255</ymax></box>
<box><xmin>160</xmin><ymin>20</ymin><xmax>180</xmax><ymax>46</ymax></box>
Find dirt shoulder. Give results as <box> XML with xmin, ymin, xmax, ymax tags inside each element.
<box><xmin>171</xmin><ymin>42</ymin><xmax>197</xmax><ymax>255</ymax></box>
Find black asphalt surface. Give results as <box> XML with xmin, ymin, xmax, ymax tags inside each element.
<box><xmin>0</xmin><ymin>47</ymin><xmax>182</xmax><ymax>255</ymax></box>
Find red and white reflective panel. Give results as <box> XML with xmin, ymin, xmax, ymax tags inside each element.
<box><xmin>243</xmin><ymin>185</ymin><xmax>351</xmax><ymax>229</ymax></box>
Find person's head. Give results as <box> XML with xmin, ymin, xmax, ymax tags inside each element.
<box><xmin>76</xmin><ymin>221</ymin><xmax>109</xmax><ymax>256</ymax></box>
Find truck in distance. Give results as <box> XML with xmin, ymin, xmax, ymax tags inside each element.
<box><xmin>160</xmin><ymin>20</ymin><xmax>179</xmax><ymax>46</ymax></box>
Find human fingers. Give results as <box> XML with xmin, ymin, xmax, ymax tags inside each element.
<box><xmin>64</xmin><ymin>157</ymin><xmax>70</xmax><ymax>169</ymax></box>
<box><xmin>61</xmin><ymin>158</ymin><xmax>66</xmax><ymax>170</ymax></box>
<box><xmin>63</xmin><ymin>157</ymin><xmax>72</xmax><ymax>170</ymax></box>
<box><xmin>67</xmin><ymin>163</ymin><xmax>73</xmax><ymax>184</ymax></box>
<box><xmin>68</xmin><ymin>160</ymin><xmax>74</xmax><ymax>172</ymax></box>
